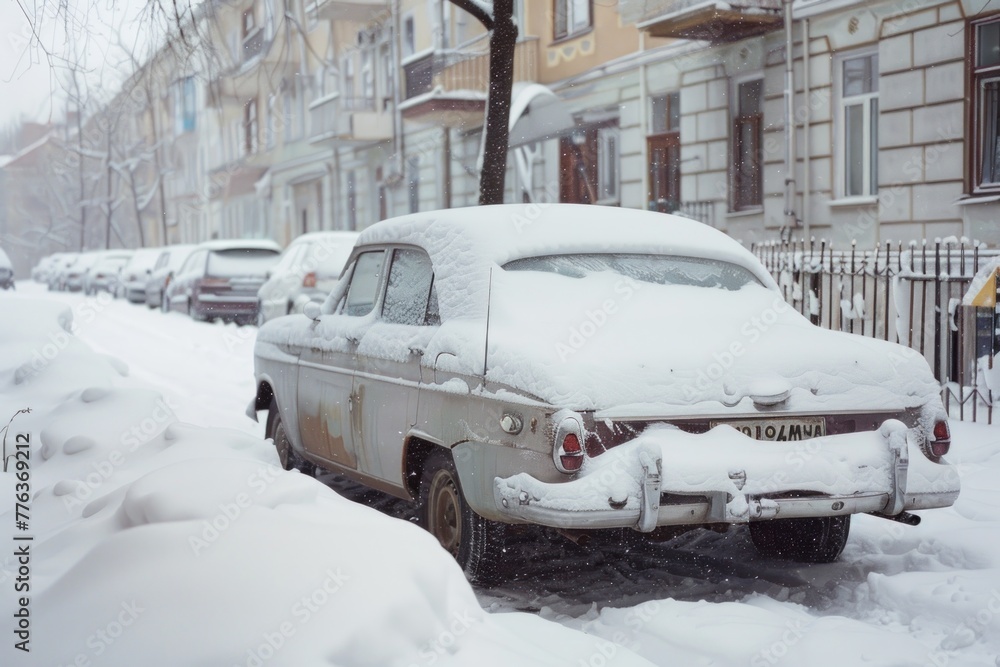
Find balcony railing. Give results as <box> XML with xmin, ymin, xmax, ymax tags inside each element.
<box><xmin>403</xmin><ymin>37</ymin><xmax>539</xmax><ymax>100</ymax></box>
<box><xmin>309</xmin><ymin>93</ymin><xmax>392</xmax><ymax>144</ymax></box>
<box><xmin>619</xmin><ymin>0</ymin><xmax>783</xmax><ymax>43</ymax></box>
<box><xmin>314</xmin><ymin>0</ymin><xmax>389</xmax><ymax>23</ymax></box>
<box><xmin>242</xmin><ymin>27</ymin><xmax>265</xmax><ymax>62</ymax></box>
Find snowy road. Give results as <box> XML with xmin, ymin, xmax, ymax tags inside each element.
<box><xmin>11</xmin><ymin>283</ymin><xmax>1000</xmax><ymax>666</ymax></box>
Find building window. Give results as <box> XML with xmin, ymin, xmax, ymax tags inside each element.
<box><xmin>648</xmin><ymin>92</ymin><xmax>680</xmax><ymax>212</ymax></box>
<box><xmin>597</xmin><ymin>126</ymin><xmax>620</xmax><ymax>203</ymax></box>
<box><xmin>343</xmin><ymin>56</ymin><xmax>355</xmax><ymax>100</ymax></box>
<box><xmin>973</xmin><ymin>17</ymin><xmax>1000</xmax><ymax>191</ymax></box>
<box><xmin>243</xmin><ymin>98</ymin><xmax>258</xmax><ymax>156</ymax></box>
<box><xmin>174</xmin><ymin>76</ymin><xmax>196</xmax><ymax>135</ymax></box>
<box><xmin>554</xmin><ymin>0</ymin><xmax>591</xmax><ymax>41</ymax></box>
<box><xmin>403</xmin><ymin>15</ymin><xmax>416</xmax><ymax>57</ymax></box>
<box><xmin>559</xmin><ymin>120</ymin><xmax>619</xmax><ymax>205</ymax></box>
<box><xmin>346</xmin><ymin>171</ymin><xmax>357</xmax><ymax>230</ymax></box>
<box><xmin>732</xmin><ymin>78</ymin><xmax>763</xmax><ymax>211</ymax></box>
<box><xmin>407</xmin><ymin>156</ymin><xmax>420</xmax><ymax>213</ymax></box>
<box><xmin>265</xmin><ymin>95</ymin><xmax>275</xmax><ymax>148</ymax></box>
<box><xmin>362</xmin><ymin>49</ymin><xmax>375</xmax><ymax>103</ymax></box>
<box><xmin>840</xmin><ymin>52</ymin><xmax>878</xmax><ymax>197</ymax></box>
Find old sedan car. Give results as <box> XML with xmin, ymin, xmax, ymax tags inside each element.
<box><xmin>117</xmin><ymin>247</ymin><xmax>163</xmax><ymax>302</ymax></box>
<box><xmin>165</xmin><ymin>239</ymin><xmax>280</xmax><ymax>323</ymax></box>
<box><xmin>249</xmin><ymin>205</ymin><xmax>959</xmax><ymax>584</ymax></box>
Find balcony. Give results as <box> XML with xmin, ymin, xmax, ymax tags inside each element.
<box><xmin>308</xmin><ymin>94</ymin><xmax>393</xmax><ymax>145</ymax></box>
<box><xmin>313</xmin><ymin>0</ymin><xmax>388</xmax><ymax>23</ymax></box>
<box><xmin>242</xmin><ymin>27</ymin><xmax>266</xmax><ymax>62</ymax></box>
<box><xmin>620</xmin><ymin>0</ymin><xmax>783</xmax><ymax>44</ymax></box>
<box><xmin>401</xmin><ymin>37</ymin><xmax>538</xmax><ymax>127</ymax></box>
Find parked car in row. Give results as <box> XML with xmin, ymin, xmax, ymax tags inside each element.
<box><xmin>118</xmin><ymin>248</ymin><xmax>164</xmax><ymax>303</ymax></box>
<box><xmin>165</xmin><ymin>239</ymin><xmax>281</xmax><ymax>324</ymax></box>
<box><xmin>249</xmin><ymin>205</ymin><xmax>960</xmax><ymax>585</ymax></box>
<box><xmin>0</xmin><ymin>247</ymin><xmax>14</xmax><ymax>290</ymax></box>
<box><xmin>32</xmin><ymin>253</ymin><xmax>64</xmax><ymax>283</ymax></box>
<box><xmin>83</xmin><ymin>252</ymin><xmax>132</xmax><ymax>295</ymax></box>
<box><xmin>256</xmin><ymin>231</ymin><xmax>358</xmax><ymax>325</ymax></box>
<box><xmin>47</xmin><ymin>253</ymin><xmax>80</xmax><ymax>291</ymax></box>
<box><xmin>146</xmin><ymin>244</ymin><xmax>196</xmax><ymax>311</ymax></box>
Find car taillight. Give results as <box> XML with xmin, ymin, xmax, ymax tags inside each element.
<box><xmin>553</xmin><ymin>412</ymin><xmax>586</xmax><ymax>474</ymax></box>
<box><xmin>560</xmin><ymin>433</ymin><xmax>583</xmax><ymax>472</ymax></box>
<box><xmin>199</xmin><ymin>277</ymin><xmax>230</xmax><ymax>288</ymax></box>
<box><xmin>930</xmin><ymin>420</ymin><xmax>951</xmax><ymax>458</ymax></box>
<box><xmin>302</xmin><ymin>271</ymin><xmax>317</xmax><ymax>288</ymax></box>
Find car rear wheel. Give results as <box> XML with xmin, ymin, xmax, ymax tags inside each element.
<box><xmin>266</xmin><ymin>398</ymin><xmax>315</xmax><ymax>476</ymax></box>
<box><xmin>749</xmin><ymin>515</ymin><xmax>851</xmax><ymax>563</ymax></box>
<box><xmin>419</xmin><ymin>450</ymin><xmax>510</xmax><ymax>586</ymax></box>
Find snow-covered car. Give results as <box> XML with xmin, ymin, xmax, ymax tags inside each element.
<box><xmin>165</xmin><ymin>239</ymin><xmax>281</xmax><ymax>324</ymax></box>
<box><xmin>117</xmin><ymin>247</ymin><xmax>163</xmax><ymax>302</ymax></box>
<box><xmin>62</xmin><ymin>251</ymin><xmax>104</xmax><ymax>292</ymax></box>
<box><xmin>84</xmin><ymin>252</ymin><xmax>133</xmax><ymax>295</ymax></box>
<box><xmin>0</xmin><ymin>247</ymin><xmax>14</xmax><ymax>290</ymax></box>
<box><xmin>249</xmin><ymin>205</ymin><xmax>960</xmax><ymax>584</ymax></box>
<box><xmin>145</xmin><ymin>244</ymin><xmax>197</xmax><ymax>310</ymax></box>
<box><xmin>257</xmin><ymin>231</ymin><xmax>359</xmax><ymax>325</ymax></box>
<box><xmin>32</xmin><ymin>253</ymin><xmax>60</xmax><ymax>283</ymax></box>
<box><xmin>46</xmin><ymin>252</ymin><xmax>79</xmax><ymax>291</ymax></box>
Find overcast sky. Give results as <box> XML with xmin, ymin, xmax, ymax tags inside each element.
<box><xmin>0</xmin><ymin>1</ymin><xmax>158</xmax><ymax>132</ymax></box>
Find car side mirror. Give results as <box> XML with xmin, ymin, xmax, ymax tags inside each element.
<box><xmin>303</xmin><ymin>302</ymin><xmax>322</xmax><ymax>321</ymax></box>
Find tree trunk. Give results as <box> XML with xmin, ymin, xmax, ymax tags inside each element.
<box><xmin>448</xmin><ymin>0</ymin><xmax>518</xmax><ymax>206</ymax></box>
<box><xmin>479</xmin><ymin>0</ymin><xmax>516</xmax><ymax>205</ymax></box>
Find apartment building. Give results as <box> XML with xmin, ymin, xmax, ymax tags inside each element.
<box><xmin>4</xmin><ymin>0</ymin><xmax>995</xmax><ymax>265</ymax></box>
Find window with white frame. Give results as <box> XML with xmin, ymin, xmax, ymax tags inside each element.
<box><xmin>243</xmin><ymin>98</ymin><xmax>258</xmax><ymax>156</ymax></box>
<box><xmin>362</xmin><ymin>49</ymin><xmax>375</xmax><ymax>103</ymax></box>
<box><xmin>173</xmin><ymin>76</ymin><xmax>196</xmax><ymax>135</ymax></box>
<box><xmin>731</xmin><ymin>77</ymin><xmax>763</xmax><ymax>211</ymax></box>
<box><xmin>597</xmin><ymin>125</ymin><xmax>620</xmax><ymax>203</ymax></box>
<box><xmin>973</xmin><ymin>17</ymin><xmax>1000</xmax><ymax>191</ymax></box>
<box><xmin>554</xmin><ymin>0</ymin><xmax>591</xmax><ymax>40</ymax></box>
<box><xmin>839</xmin><ymin>52</ymin><xmax>879</xmax><ymax>198</ymax></box>
<box><xmin>403</xmin><ymin>15</ymin><xmax>416</xmax><ymax>57</ymax></box>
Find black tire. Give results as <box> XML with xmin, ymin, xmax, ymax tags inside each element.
<box><xmin>419</xmin><ymin>450</ymin><xmax>510</xmax><ymax>586</ymax></box>
<box><xmin>749</xmin><ymin>515</ymin><xmax>851</xmax><ymax>563</ymax></box>
<box><xmin>265</xmin><ymin>398</ymin><xmax>315</xmax><ymax>476</ymax></box>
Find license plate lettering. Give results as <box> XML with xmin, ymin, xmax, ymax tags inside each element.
<box><xmin>711</xmin><ymin>419</ymin><xmax>825</xmax><ymax>441</ymax></box>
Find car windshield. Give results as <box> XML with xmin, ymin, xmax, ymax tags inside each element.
<box><xmin>502</xmin><ymin>253</ymin><xmax>762</xmax><ymax>291</ymax></box>
<box><xmin>207</xmin><ymin>248</ymin><xmax>280</xmax><ymax>277</ymax></box>
<box><xmin>125</xmin><ymin>250</ymin><xmax>162</xmax><ymax>272</ymax></box>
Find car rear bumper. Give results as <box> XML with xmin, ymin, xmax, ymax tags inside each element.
<box><xmin>492</xmin><ymin>421</ymin><xmax>960</xmax><ymax>531</ymax></box>
<box><xmin>196</xmin><ymin>294</ymin><xmax>258</xmax><ymax>315</ymax></box>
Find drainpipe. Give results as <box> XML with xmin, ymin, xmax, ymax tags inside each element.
<box><xmin>783</xmin><ymin>0</ymin><xmax>797</xmax><ymax>233</ymax></box>
<box><xmin>802</xmin><ymin>17</ymin><xmax>811</xmax><ymax>240</ymax></box>
<box><xmin>391</xmin><ymin>0</ymin><xmax>404</xmax><ymax>179</ymax></box>
<box><xmin>639</xmin><ymin>30</ymin><xmax>649</xmax><ymax>210</ymax></box>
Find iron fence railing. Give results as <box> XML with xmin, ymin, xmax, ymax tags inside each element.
<box><xmin>752</xmin><ymin>238</ymin><xmax>1000</xmax><ymax>424</ymax></box>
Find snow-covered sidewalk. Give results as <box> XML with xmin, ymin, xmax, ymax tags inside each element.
<box><xmin>2</xmin><ymin>284</ymin><xmax>999</xmax><ymax>666</ymax></box>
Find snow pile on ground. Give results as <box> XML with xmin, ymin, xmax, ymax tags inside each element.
<box><xmin>0</xmin><ymin>298</ymin><xmax>649</xmax><ymax>667</ymax></box>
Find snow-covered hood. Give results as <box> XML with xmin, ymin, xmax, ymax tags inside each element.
<box><xmin>480</xmin><ymin>272</ymin><xmax>939</xmax><ymax>414</ymax></box>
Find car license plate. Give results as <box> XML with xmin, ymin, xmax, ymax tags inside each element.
<box><xmin>709</xmin><ymin>418</ymin><xmax>826</xmax><ymax>441</ymax></box>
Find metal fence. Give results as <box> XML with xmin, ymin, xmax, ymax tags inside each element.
<box><xmin>751</xmin><ymin>239</ymin><xmax>1000</xmax><ymax>424</ymax></box>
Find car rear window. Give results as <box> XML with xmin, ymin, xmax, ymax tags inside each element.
<box><xmin>207</xmin><ymin>249</ymin><xmax>280</xmax><ymax>277</ymax></box>
<box><xmin>502</xmin><ymin>253</ymin><xmax>762</xmax><ymax>291</ymax></box>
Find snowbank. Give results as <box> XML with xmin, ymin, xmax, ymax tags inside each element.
<box><xmin>0</xmin><ymin>298</ymin><xmax>649</xmax><ymax>666</ymax></box>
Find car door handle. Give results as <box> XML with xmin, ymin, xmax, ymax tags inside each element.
<box><xmin>409</xmin><ymin>346</ymin><xmax>425</xmax><ymax>356</ymax></box>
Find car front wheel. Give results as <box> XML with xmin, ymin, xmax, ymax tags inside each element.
<box><xmin>420</xmin><ymin>450</ymin><xmax>510</xmax><ymax>586</ymax></box>
<box><xmin>749</xmin><ymin>515</ymin><xmax>851</xmax><ymax>563</ymax></box>
<box><xmin>266</xmin><ymin>398</ymin><xmax>315</xmax><ymax>476</ymax></box>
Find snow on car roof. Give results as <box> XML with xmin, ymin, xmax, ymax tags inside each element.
<box><xmin>290</xmin><ymin>231</ymin><xmax>360</xmax><ymax>245</ymax></box>
<box><xmin>354</xmin><ymin>204</ymin><xmax>778</xmax><ymax>319</ymax></box>
<box><xmin>196</xmin><ymin>238</ymin><xmax>281</xmax><ymax>252</ymax></box>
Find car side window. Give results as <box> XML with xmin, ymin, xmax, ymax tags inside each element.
<box><xmin>382</xmin><ymin>248</ymin><xmax>437</xmax><ymax>326</ymax></box>
<box><xmin>344</xmin><ymin>250</ymin><xmax>385</xmax><ymax>316</ymax></box>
